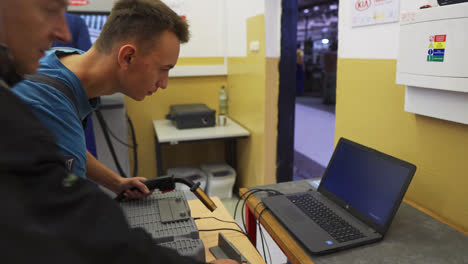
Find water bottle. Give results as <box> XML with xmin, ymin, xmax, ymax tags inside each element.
<box><xmin>218</xmin><ymin>85</ymin><xmax>228</xmax><ymax>126</ymax></box>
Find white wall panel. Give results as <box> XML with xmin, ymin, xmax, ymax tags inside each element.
<box><xmin>227</xmin><ymin>0</ymin><xmax>265</xmax><ymax>57</ymax></box>
<box><xmin>265</xmin><ymin>0</ymin><xmax>281</xmax><ymax>58</ymax></box>
<box><xmin>70</xmin><ymin>0</ymin><xmax>226</xmax><ymax>58</ymax></box>
<box><xmin>178</xmin><ymin>0</ymin><xmax>225</xmax><ymax>57</ymax></box>
<box><xmin>338</xmin><ymin>0</ymin><xmax>429</xmax><ymax>59</ymax></box>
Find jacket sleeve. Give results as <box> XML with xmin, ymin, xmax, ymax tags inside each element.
<box><xmin>0</xmin><ymin>85</ymin><xmax>205</xmax><ymax>264</ymax></box>
<box><xmin>2</xmin><ymin>165</ymin><xmax>206</xmax><ymax>264</ymax></box>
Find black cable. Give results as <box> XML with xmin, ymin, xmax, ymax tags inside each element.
<box><xmin>258</xmin><ymin>205</ymin><xmax>272</xmax><ymax>264</ymax></box>
<box><xmin>254</xmin><ymin>202</ymin><xmax>267</xmax><ymax>264</ymax></box>
<box><xmin>95</xmin><ymin>109</ymin><xmax>128</xmax><ymax>178</ymax></box>
<box><xmin>252</xmin><ymin>201</ymin><xmax>264</xmax><ymax>216</ymax></box>
<box><xmin>233</xmin><ymin>188</ymin><xmax>282</xmax><ymax>220</ymax></box>
<box><xmin>95</xmin><ymin>110</ymin><xmax>139</xmax><ymax>178</ymax></box>
<box><xmin>236</xmin><ymin>189</ymin><xmax>282</xmax><ymax>262</ymax></box>
<box><xmin>240</xmin><ymin>189</ymin><xmax>283</xmax><ymax>239</ymax></box>
<box><xmin>228</xmin><ymin>188</ymin><xmax>283</xmax><ymax>263</ymax></box>
<box><xmin>231</xmin><ymin>189</ymin><xmax>282</xmax><ymax>243</ymax></box>
<box><xmin>106</xmin><ymin>121</ymin><xmax>136</xmax><ymax>148</ymax></box>
<box><xmin>126</xmin><ymin>113</ymin><xmax>138</xmax><ymax>177</ymax></box>
<box><xmin>258</xmin><ymin>219</ymin><xmax>267</xmax><ymax>264</ymax></box>
<box><xmin>233</xmin><ymin>189</ymin><xmax>258</xmax><ymax>220</ymax></box>
<box><xmin>198</xmin><ymin>228</ymin><xmax>250</xmax><ymax>239</ymax></box>
<box><xmin>233</xmin><ymin>190</ymin><xmax>252</xmax><ymax>220</ymax></box>
<box><xmin>194</xmin><ymin>216</ymin><xmax>238</xmax><ymax>225</ymax></box>
<box><xmin>207</xmin><ymin>194</ymin><xmax>279</xmax><ymax>264</ymax></box>
<box><xmin>234</xmin><ymin>189</ymin><xmax>262</xmax><ymax>219</ymax></box>
<box><xmin>196</xmin><ymin>219</ymin><xmax>266</xmax><ymax>261</ymax></box>
<box><xmin>241</xmin><ymin>190</ymin><xmax>265</xmax><ymax>236</ymax></box>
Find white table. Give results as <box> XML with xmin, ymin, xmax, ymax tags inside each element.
<box><xmin>153</xmin><ymin>117</ymin><xmax>250</xmax><ymax>176</ymax></box>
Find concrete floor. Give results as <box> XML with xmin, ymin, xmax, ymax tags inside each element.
<box><xmin>293</xmin><ymin>96</ymin><xmax>335</xmax><ymax>181</ymax></box>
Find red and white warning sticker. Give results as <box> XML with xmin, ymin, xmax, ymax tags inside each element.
<box><xmin>69</xmin><ymin>0</ymin><xmax>89</xmax><ymax>6</ymax></box>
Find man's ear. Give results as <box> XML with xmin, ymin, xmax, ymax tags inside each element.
<box><xmin>117</xmin><ymin>44</ymin><xmax>137</xmax><ymax>70</ymax></box>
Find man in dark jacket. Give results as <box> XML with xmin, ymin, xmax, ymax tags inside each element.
<box><xmin>0</xmin><ymin>1</ymin><xmax>237</xmax><ymax>263</ymax></box>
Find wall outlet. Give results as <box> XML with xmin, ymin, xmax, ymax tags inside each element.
<box><xmin>249</xmin><ymin>41</ymin><xmax>260</xmax><ymax>52</ymax></box>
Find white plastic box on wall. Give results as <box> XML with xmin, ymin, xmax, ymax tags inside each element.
<box><xmin>396</xmin><ymin>3</ymin><xmax>468</xmax><ymax>124</ymax></box>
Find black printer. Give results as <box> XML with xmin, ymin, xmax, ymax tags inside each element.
<box><xmin>166</xmin><ymin>104</ymin><xmax>216</xmax><ymax>129</ymax></box>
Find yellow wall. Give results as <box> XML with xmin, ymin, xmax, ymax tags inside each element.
<box><xmin>177</xmin><ymin>57</ymin><xmax>225</xmax><ymax>66</ymax></box>
<box><xmin>335</xmin><ymin>58</ymin><xmax>468</xmax><ymax>232</ymax></box>
<box><xmin>125</xmin><ymin>75</ymin><xmax>227</xmax><ymax>179</ymax></box>
<box><xmin>265</xmin><ymin>57</ymin><xmax>279</xmax><ymax>185</ymax></box>
<box><xmin>227</xmin><ymin>14</ymin><xmax>278</xmax><ymax>187</ymax></box>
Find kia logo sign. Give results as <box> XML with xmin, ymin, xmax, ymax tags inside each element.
<box><xmin>69</xmin><ymin>0</ymin><xmax>89</xmax><ymax>6</ymax></box>
<box><xmin>355</xmin><ymin>0</ymin><xmax>371</xmax><ymax>11</ymax></box>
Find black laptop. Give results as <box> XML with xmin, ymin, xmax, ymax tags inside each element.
<box><xmin>262</xmin><ymin>137</ymin><xmax>416</xmax><ymax>255</ymax></box>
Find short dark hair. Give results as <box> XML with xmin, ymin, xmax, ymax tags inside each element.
<box><xmin>94</xmin><ymin>0</ymin><xmax>190</xmax><ymax>54</ymax></box>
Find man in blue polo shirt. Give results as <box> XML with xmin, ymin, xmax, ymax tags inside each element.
<box><xmin>14</xmin><ymin>48</ymin><xmax>96</xmax><ymax>177</ymax></box>
<box><xmin>12</xmin><ymin>0</ymin><xmax>188</xmax><ymax>199</ymax></box>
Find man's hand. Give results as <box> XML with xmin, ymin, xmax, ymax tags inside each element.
<box><xmin>86</xmin><ymin>151</ymin><xmax>152</xmax><ymax>199</ymax></box>
<box><xmin>117</xmin><ymin>177</ymin><xmax>152</xmax><ymax>199</ymax></box>
<box><xmin>210</xmin><ymin>259</ymin><xmax>240</xmax><ymax>264</ymax></box>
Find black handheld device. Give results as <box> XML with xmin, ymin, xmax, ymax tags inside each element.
<box><xmin>115</xmin><ymin>175</ymin><xmax>217</xmax><ymax>212</ymax></box>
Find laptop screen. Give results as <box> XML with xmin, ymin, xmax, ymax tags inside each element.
<box><xmin>319</xmin><ymin>139</ymin><xmax>413</xmax><ymax>227</ymax></box>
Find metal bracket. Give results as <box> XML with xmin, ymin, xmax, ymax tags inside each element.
<box><xmin>209</xmin><ymin>233</ymin><xmax>250</xmax><ymax>264</ymax></box>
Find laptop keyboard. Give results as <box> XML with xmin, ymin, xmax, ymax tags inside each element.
<box><xmin>288</xmin><ymin>193</ymin><xmax>365</xmax><ymax>243</ymax></box>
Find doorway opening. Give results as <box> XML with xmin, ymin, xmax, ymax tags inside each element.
<box><xmin>293</xmin><ymin>0</ymin><xmax>338</xmax><ymax>181</ymax></box>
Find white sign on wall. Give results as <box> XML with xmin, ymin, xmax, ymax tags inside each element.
<box><xmin>352</xmin><ymin>0</ymin><xmax>399</xmax><ymax>27</ymax></box>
